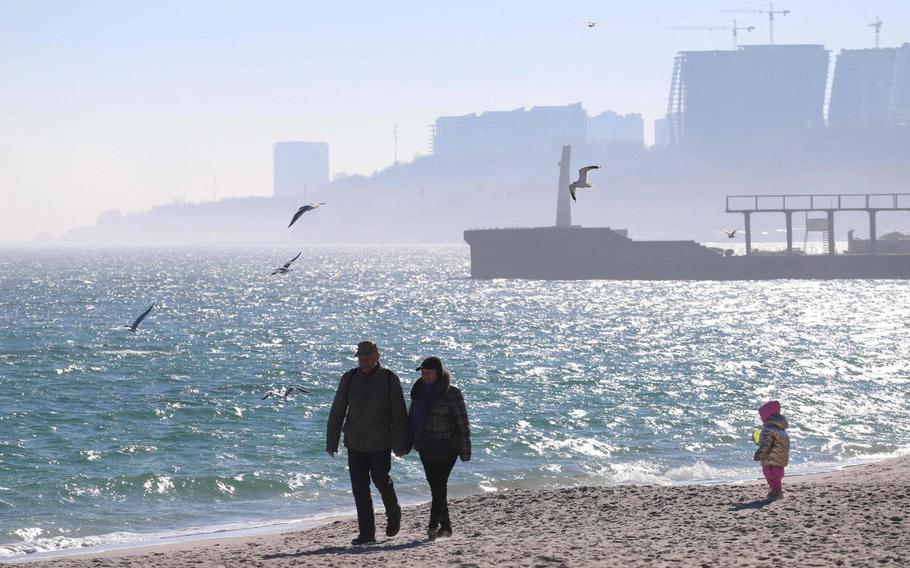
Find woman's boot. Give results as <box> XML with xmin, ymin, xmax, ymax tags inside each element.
<box><xmin>437</xmin><ymin>510</ymin><xmax>452</xmax><ymax>538</ymax></box>
<box><xmin>427</xmin><ymin>514</ymin><xmax>440</xmax><ymax>541</ymax></box>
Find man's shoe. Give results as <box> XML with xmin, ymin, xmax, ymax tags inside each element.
<box><xmin>767</xmin><ymin>489</ymin><xmax>784</xmax><ymax>501</ymax></box>
<box><xmin>437</xmin><ymin>526</ymin><xmax>453</xmax><ymax>538</ymax></box>
<box><xmin>427</xmin><ymin>526</ymin><xmax>438</xmax><ymax>541</ymax></box>
<box><xmin>350</xmin><ymin>535</ymin><xmax>376</xmax><ymax>546</ymax></box>
<box><xmin>385</xmin><ymin>514</ymin><xmax>401</xmax><ymax>537</ymax></box>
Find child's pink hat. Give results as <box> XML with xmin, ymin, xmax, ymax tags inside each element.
<box><xmin>759</xmin><ymin>400</ymin><xmax>781</xmax><ymax>421</ymax></box>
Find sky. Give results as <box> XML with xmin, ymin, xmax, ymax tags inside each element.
<box><xmin>1</xmin><ymin>0</ymin><xmax>908</xmax><ymax>242</ymax></box>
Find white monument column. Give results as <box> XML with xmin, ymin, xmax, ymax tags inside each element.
<box><xmin>555</xmin><ymin>145</ymin><xmax>572</xmax><ymax>228</ymax></box>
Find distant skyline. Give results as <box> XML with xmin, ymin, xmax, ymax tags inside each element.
<box><xmin>1</xmin><ymin>0</ymin><xmax>909</xmax><ymax>242</ymax></box>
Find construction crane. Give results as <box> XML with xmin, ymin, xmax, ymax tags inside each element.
<box><xmin>723</xmin><ymin>3</ymin><xmax>790</xmax><ymax>45</ymax></box>
<box><xmin>666</xmin><ymin>20</ymin><xmax>756</xmax><ymax>49</ymax></box>
<box><xmin>869</xmin><ymin>16</ymin><xmax>882</xmax><ymax>49</ymax></box>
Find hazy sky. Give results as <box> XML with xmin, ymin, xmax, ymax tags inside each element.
<box><xmin>1</xmin><ymin>0</ymin><xmax>908</xmax><ymax>242</ymax></box>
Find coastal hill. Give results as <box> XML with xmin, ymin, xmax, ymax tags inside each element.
<box><xmin>59</xmin><ymin>128</ymin><xmax>910</xmax><ymax>247</ymax></box>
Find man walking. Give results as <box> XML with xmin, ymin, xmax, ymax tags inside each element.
<box><xmin>326</xmin><ymin>340</ymin><xmax>410</xmax><ymax>545</ymax></box>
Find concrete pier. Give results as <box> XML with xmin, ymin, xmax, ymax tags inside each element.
<box><xmin>869</xmin><ymin>211</ymin><xmax>877</xmax><ymax>255</ymax></box>
<box><xmin>785</xmin><ymin>211</ymin><xmax>794</xmax><ymax>255</ymax></box>
<box><xmin>726</xmin><ymin>193</ymin><xmax>910</xmax><ymax>256</ymax></box>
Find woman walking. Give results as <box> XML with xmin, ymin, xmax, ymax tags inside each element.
<box><xmin>409</xmin><ymin>356</ymin><xmax>471</xmax><ymax>540</ymax></box>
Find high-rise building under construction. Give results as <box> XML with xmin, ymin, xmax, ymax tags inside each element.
<box><xmin>829</xmin><ymin>43</ymin><xmax>910</xmax><ymax>128</ymax></box>
<box><xmin>895</xmin><ymin>44</ymin><xmax>910</xmax><ymax>126</ymax></box>
<box><xmin>667</xmin><ymin>45</ymin><xmax>829</xmax><ymax>145</ymax></box>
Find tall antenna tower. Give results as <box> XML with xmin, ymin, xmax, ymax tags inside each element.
<box><xmin>723</xmin><ymin>3</ymin><xmax>790</xmax><ymax>45</ymax></box>
<box><xmin>393</xmin><ymin>124</ymin><xmax>398</xmax><ymax>165</ymax></box>
<box><xmin>869</xmin><ymin>17</ymin><xmax>882</xmax><ymax>49</ymax></box>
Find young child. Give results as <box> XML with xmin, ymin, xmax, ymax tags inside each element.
<box><xmin>753</xmin><ymin>400</ymin><xmax>790</xmax><ymax>500</ymax></box>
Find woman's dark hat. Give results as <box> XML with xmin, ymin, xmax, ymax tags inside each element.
<box><xmin>415</xmin><ymin>356</ymin><xmax>443</xmax><ymax>374</ymax></box>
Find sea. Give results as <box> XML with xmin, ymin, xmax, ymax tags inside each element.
<box><xmin>2</xmin><ymin>245</ymin><xmax>909</xmax><ymax>560</ymax></box>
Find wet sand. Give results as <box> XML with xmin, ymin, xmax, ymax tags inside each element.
<box><xmin>30</xmin><ymin>456</ymin><xmax>910</xmax><ymax>567</ymax></box>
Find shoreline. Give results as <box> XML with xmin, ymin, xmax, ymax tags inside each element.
<box><xmin>10</xmin><ymin>454</ymin><xmax>909</xmax><ymax>567</ymax></box>
<box><xmin>2</xmin><ymin>453</ymin><xmax>898</xmax><ymax>563</ymax></box>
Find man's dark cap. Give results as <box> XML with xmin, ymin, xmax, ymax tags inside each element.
<box><xmin>355</xmin><ymin>340</ymin><xmax>379</xmax><ymax>356</ymax></box>
<box><xmin>415</xmin><ymin>356</ymin><xmax>443</xmax><ymax>374</ymax></box>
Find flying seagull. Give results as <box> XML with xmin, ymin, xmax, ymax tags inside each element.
<box><xmin>724</xmin><ymin>229</ymin><xmax>740</xmax><ymax>238</ymax></box>
<box><xmin>287</xmin><ymin>203</ymin><xmax>326</xmax><ymax>228</ymax></box>
<box><xmin>569</xmin><ymin>165</ymin><xmax>600</xmax><ymax>201</ymax></box>
<box><xmin>271</xmin><ymin>251</ymin><xmax>302</xmax><ymax>275</ymax></box>
<box><xmin>128</xmin><ymin>304</ymin><xmax>154</xmax><ymax>332</ymax></box>
<box><xmin>564</xmin><ymin>18</ymin><xmax>600</xmax><ymax>29</ymax></box>
<box><xmin>260</xmin><ymin>385</ymin><xmax>311</xmax><ymax>400</ymax></box>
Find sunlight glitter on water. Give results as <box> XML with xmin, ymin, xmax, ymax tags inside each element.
<box><xmin>1</xmin><ymin>246</ymin><xmax>909</xmax><ymax>557</ymax></box>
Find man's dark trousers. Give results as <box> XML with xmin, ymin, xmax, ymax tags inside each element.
<box><xmin>348</xmin><ymin>448</ymin><xmax>401</xmax><ymax>538</ymax></box>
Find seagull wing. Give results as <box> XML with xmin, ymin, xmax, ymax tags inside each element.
<box><xmin>260</xmin><ymin>391</ymin><xmax>275</xmax><ymax>400</ymax></box>
<box><xmin>292</xmin><ymin>203</ymin><xmax>325</xmax><ymax>225</ymax></box>
<box><xmin>283</xmin><ymin>251</ymin><xmax>302</xmax><ymax>269</ymax></box>
<box><xmin>577</xmin><ymin>165</ymin><xmax>600</xmax><ymax>185</ymax></box>
<box><xmin>281</xmin><ymin>386</ymin><xmax>310</xmax><ymax>399</ymax></box>
<box><xmin>287</xmin><ymin>208</ymin><xmax>305</xmax><ymax>228</ymax></box>
<box><xmin>569</xmin><ymin>183</ymin><xmax>578</xmax><ymax>202</ymax></box>
<box><xmin>130</xmin><ymin>304</ymin><xmax>154</xmax><ymax>331</ymax></box>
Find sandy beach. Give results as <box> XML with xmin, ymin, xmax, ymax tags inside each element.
<box><xmin>23</xmin><ymin>456</ymin><xmax>910</xmax><ymax>567</ymax></box>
